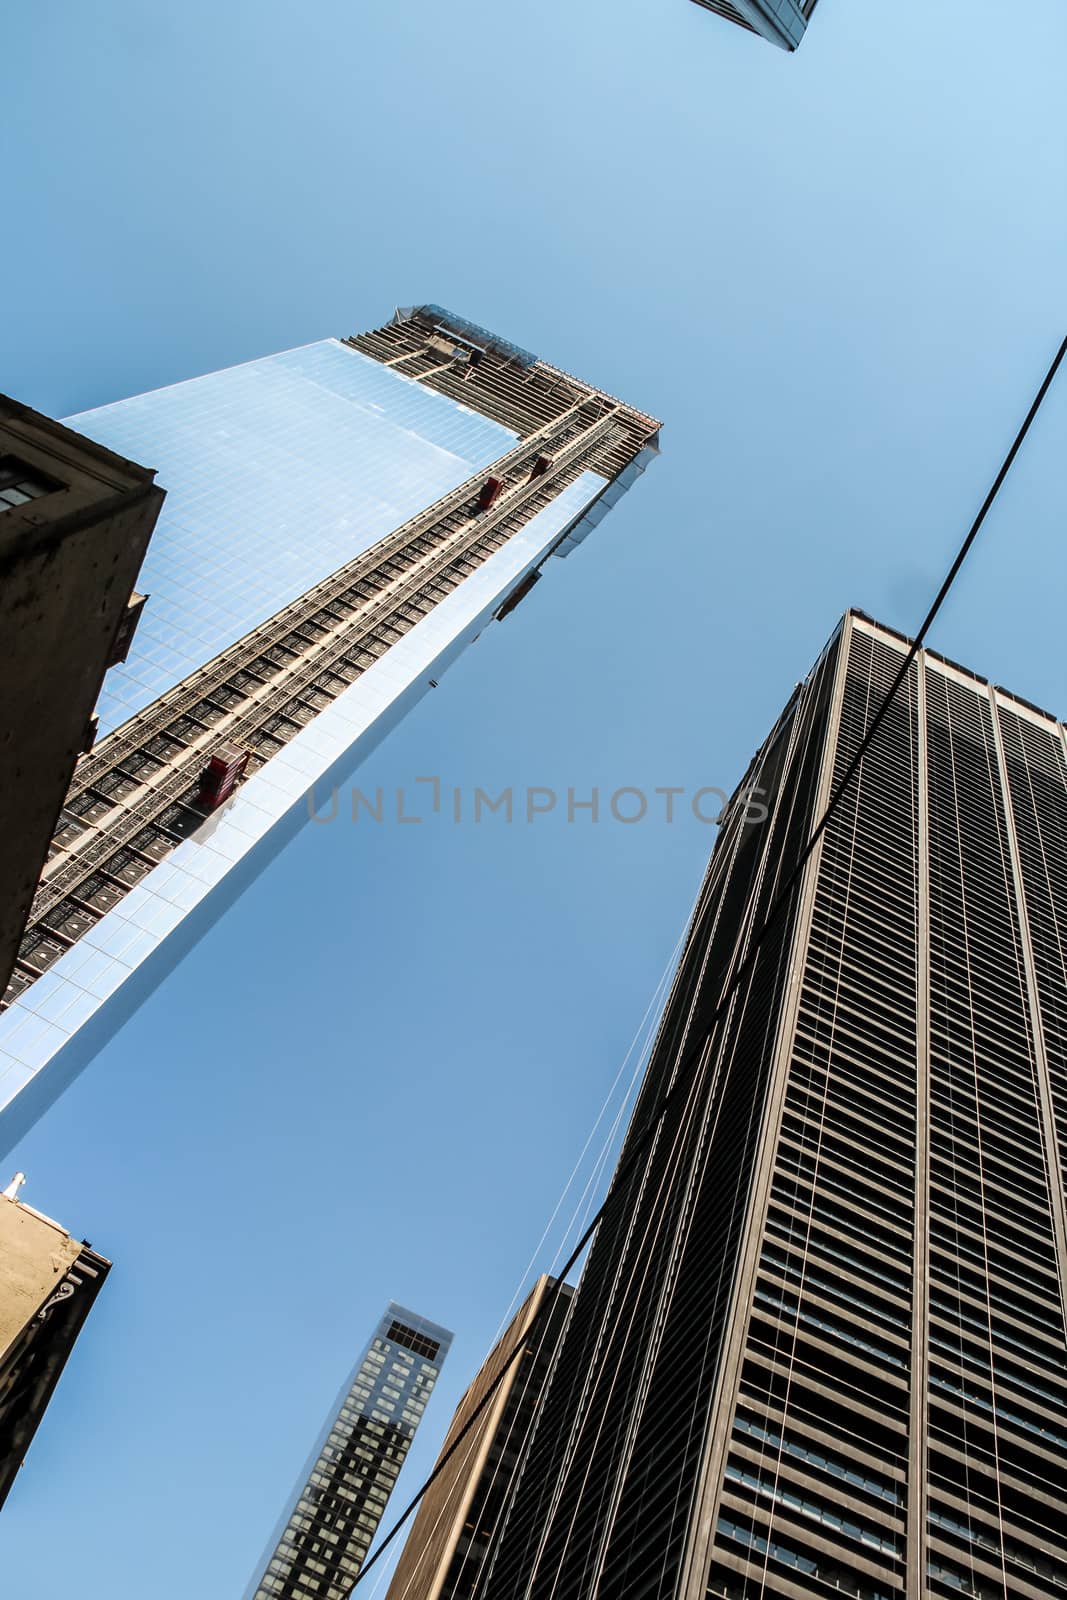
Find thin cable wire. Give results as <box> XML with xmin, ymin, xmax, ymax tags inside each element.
<box><xmin>351</xmin><ymin>333</ymin><xmax>1067</xmax><ymax>1595</ymax></box>
<box><xmin>367</xmin><ymin>904</ymin><xmax>695</xmax><ymax>1600</ymax></box>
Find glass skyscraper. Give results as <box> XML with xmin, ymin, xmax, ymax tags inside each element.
<box><xmin>247</xmin><ymin>1304</ymin><xmax>452</xmax><ymax>1600</ymax></box>
<box><xmin>0</xmin><ymin>306</ymin><xmax>659</xmax><ymax>1155</ymax></box>
<box><xmin>478</xmin><ymin>612</ymin><xmax>1067</xmax><ymax>1600</ymax></box>
<box><xmin>689</xmin><ymin>0</ymin><xmax>819</xmax><ymax>51</ymax></box>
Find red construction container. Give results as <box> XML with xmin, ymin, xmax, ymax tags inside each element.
<box><xmin>477</xmin><ymin>476</ymin><xmax>504</xmax><ymax>510</ymax></box>
<box><xmin>197</xmin><ymin>745</ymin><xmax>249</xmax><ymax>811</ymax></box>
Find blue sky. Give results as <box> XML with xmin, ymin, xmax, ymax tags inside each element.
<box><xmin>2</xmin><ymin>1</ymin><xmax>1066</xmax><ymax>1595</ymax></box>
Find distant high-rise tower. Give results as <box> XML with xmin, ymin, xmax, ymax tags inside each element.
<box><xmin>482</xmin><ymin>611</ymin><xmax>1067</xmax><ymax>1599</ymax></box>
<box><xmin>0</xmin><ymin>1173</ymin><xmax>110</xmax><ymax>1510</ymax></box>
<box><xmin>0</xmin><ymin>306</ymin><xmax>659</xmax><ymax>1155</ymax></box>
<box><xmin>689</xmin><ymin>0</ymin><xmax>818</xmax><ymax>51</ymax></box>
<box><xmin>247</xmin><ymin>1304</ymin><xmax>452</xmax><ymax>1600</ymax></box>
<box><xmin>386</xmin><ymin>1277</ymin><xmax>574</xmax><ymax>1600</ymax></box>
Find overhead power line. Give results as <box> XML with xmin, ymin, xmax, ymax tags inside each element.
<box><xmin>350</xmin><ymin>331</ymin><xmax>1067</xmax><ymax>1594</ymax></box>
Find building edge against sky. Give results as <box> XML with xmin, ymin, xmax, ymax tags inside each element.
<box><xmin>0</xmin><ymin>306</ymin><xmax>660</xmax><ymax>1159</ymax></box>
<box><xmin>385</xmin><ymin>1276</ymin><xmax>574</xmax><ymax>1600</ymax></box>
<box><xmin>246</xmin><ymin>1304</ymin><xmax>452</xmax><ymax>1600</ymax></box>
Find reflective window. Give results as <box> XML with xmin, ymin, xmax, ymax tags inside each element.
<box><xmin>723</xmin><ymin>1463</ymin><xmax>901</xmax><ymax>1556</ymax></box>
<box><xmin>0</xmin><ymin>455</ymin><xmax>60</xmax><ymax>510</ymax></box>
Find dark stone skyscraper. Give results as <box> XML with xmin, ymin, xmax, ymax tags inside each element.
<box><xmin>481</xmin><ymin>612</ymin><xmax>1067</xmax><ymax>1599</ymax></box>
<box><xmin>689</xmin><ymin>0</ymin><xmax>818</xmax><ymax>51</ymax></box>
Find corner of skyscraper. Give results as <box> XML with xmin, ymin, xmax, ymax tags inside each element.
<box><xmin>689</xmin><ymin>0</ymin><xmax>819</xmax><ymax>51</ymax></box>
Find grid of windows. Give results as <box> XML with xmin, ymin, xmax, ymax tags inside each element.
<box><xmin>387</xmin><ymin>1321</ymin><xmax>442</xmax><ymax>1362</ymax></box>
<box><xmin>247</xmin><ymin>1308</ymin><xmax>451</xmax><ymax>1600</ymax></box>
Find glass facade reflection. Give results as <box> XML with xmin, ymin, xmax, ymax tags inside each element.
<box><xmin>247</xmin><ymin>1304</ymin><xmax>452</xmax><ymax>1600</ymax></box>
<box><xmin>64</xmin><ymin>341</ymin><xmax>517</xmax><ymax>735</ymax></box>
<box><xmin>0</xmin><ymin>309</ymin><xmax>660</xmax><ymax>1155</ymax></box>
